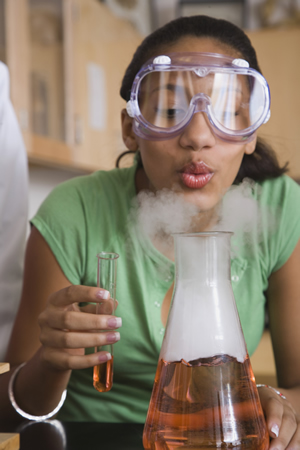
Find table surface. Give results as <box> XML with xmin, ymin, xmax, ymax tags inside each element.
<box><xmin>0</xmin><ymin>421</ymin><xmax>145</xmax><ymax>450</ymax></box>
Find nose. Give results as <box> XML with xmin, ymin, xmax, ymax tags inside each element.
<box><xmin>179</xmin><ymin>109</ymin><xmax>216</xmax><ymax>151</ymax></box>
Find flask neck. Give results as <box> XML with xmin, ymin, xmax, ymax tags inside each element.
<box><xmin>161</xmin><ymin>232</ymin><xmax>247</xmax><ymax>363</ymax></box>
<box><xmin>174</xmin><ymin>232</ymin><xmax>231</xmax><ymax>283</ymax></box>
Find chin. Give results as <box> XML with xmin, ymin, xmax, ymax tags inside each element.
<box><xmin>183</xmin><ymin>192</ymin><xmax>217</xmax><ymax>210</ymax></box>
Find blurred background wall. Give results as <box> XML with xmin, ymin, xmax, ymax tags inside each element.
<box><xmin>1</xmin><ymin>0</ymin><xmax>300</xmax><ymax>218</ymax></box>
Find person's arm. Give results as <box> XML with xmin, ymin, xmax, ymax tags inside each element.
<box><xmin>0</xmin><ymin>226</ymin><xmax>121</xmax><ymax>423</ymax></box>
<box><xmin>258</xmin><ymin>238</ymin><xmax>300</xmax><ymax>449</ymax></box>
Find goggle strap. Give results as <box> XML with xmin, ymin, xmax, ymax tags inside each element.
<box><xmin>126</xmin><ymin>101</ymin><xmax>134</xmax><ymax>118</ymax></box>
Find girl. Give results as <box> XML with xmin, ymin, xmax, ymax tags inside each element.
<box><xmin>2</xmin><ymin>15</ymin><xmax>300</xmax><ymax>450</ymax></box>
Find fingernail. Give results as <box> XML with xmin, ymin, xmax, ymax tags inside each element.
<box><xmin>98</xmin><ymin>352</ymin><xmax>111</xmax><ymax>362</ymax></box>
<box><xmin>106</xmin><ymin>332</ymin><xmax>120</xmax><ymax>343</ymax></box>
<box><xmin>96</xmin><ymin>289</ymin><xmax>109</xmax><ymax>299</ymax></box>
<box><xmin>271</xmin><ymin>424</ymin><xmax>279</xmax><ymax>438</ymax></box>
<box><xmin>107</xmin><ymin>317</ymin><xmax>122</xmax><ymax>328</ymax></box>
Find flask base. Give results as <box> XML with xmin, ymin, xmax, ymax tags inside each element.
<box><xmin>143</xmin><ymin>355</ymin><xmax>269</xmax><ymax>450</ymax></box>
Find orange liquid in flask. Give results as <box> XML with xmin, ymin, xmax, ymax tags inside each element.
<box><xmin>143</xmin><ymin>354</ymin><xmax>269</xmax><ymax>449</ymax></box>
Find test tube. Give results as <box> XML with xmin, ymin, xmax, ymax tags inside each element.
<box><xmin>93</xmin><ymin>251</ymin><xmax>119</xmax><ymax>392</ymax></box>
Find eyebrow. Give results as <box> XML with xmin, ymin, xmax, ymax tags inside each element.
<box><xmin>150</xmin><ymin>83</ymin><xmax>186</xmax><ymax>94</ymax></box>
<box><xmin>144</xmin><ymin>79</ymin><xmax>247</xmax><ymax>99</ymax></box>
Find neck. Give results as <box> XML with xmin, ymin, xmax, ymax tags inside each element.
<box><xmin>135</xmin><ymin>167</ymin><xmax>149</xmax><ymax>193</ymax></box>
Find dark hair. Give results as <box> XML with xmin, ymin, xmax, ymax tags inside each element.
<box><xmin>118</xmin><ymin>15</ymin><xmax>288</xmax><ymax>180</ymax></box>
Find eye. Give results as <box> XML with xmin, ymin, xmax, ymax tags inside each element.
<box><xmin>155</xmin><ymin>107</ymin><xmax>186</xmax><ymax>119</ymax></box>
<box><xmin>166</xmin><ymin>108</ymin><xmax>182</xmax><ymax>118</ymax></box>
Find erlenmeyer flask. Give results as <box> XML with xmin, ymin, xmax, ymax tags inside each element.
<box><xmin>143</xmin><ymin>232</ymin><xmax>269</xmax><ymax>450</ymax></box>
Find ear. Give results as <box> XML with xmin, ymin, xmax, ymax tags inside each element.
<box><xmin>121</xmin><ymin>109</ymin><xmax>139</xmax><ymax>151</ymax></box>
<box><xmin>244</xmin><ymin>134</ymin><xmax>257</xmax><ymax>155</ymax></box>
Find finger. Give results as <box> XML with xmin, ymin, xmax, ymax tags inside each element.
<box><xmin>48</xmin><ymin>285</ymin><xmax>110</xmax><ymax>308</ymax></box>
<box><xmin>43</xmin><ymin>348</ymin><xmax>112</xmax><ymax>371</ymax></box>
<box><xmin>40</xmin><ymin>326</ymin><xmax>120</xmax><ymax>349</ymax></box>
<box><xmin>95</xmin><ymin>299</ymin><xmax>116</xmax><ymax>315</ymax></box>
<box><xmin>264</xmin><ymin>396</ymin><xmax>298</xmax><ymax>450</ymax></box>
<box><xmin>39</xmin><ymin>308</ymin><xmax>122</xmax><ymax>331</ymax></box>
<box><xmin>264</xmin><ymin>395</ymin><xmax>284</xmax><ymax>440</ymax></box>
<box><xmin>80</xmin><ymin>299</ymin><xmax>118</xmax><ymax>315</ymax></box>
<box><xmin>269</xmin><ymin>408</ymin><xmax>297</xmax><ymax>450</ymax></box>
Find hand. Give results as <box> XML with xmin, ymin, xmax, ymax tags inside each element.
<box><xmin>38</xmin><ymin>285</ymin><xmax>122</xmax><ymax>371</ymax></box>
<box><xmin>258</xmin><ymin>385</ymin><xmax>300</xmax><ymax>449</ymax></box>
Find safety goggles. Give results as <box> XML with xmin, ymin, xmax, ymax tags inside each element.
<box><xmin>126</xmin><ymin>52</ymin><xmax>270</xmax><ymax>143</ymax></box>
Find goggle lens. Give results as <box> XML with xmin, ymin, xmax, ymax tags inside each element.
<box><xmin>138</xmin><ymin>70</ymin><xmax>265</xmax><ymax>133</ymax></box>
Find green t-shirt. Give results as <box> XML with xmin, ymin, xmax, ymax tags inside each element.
<box><xmin>31</xmin><ymin>163</ymin><xmax>300</xmax><ymax>422</ymax></box>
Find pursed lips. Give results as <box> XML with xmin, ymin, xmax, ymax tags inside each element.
<box><xmin>180</xmin><ymin>161</ymin><xmax>214</xmax><ymax>189</ymax></box>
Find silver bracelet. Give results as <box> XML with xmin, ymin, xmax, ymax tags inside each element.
<box><xmin>8</xmin><ymin>362</ymin><xmax>67</xmax><ymax>421</ymax></box>
<box><xmin>256</xmin><ymin>383</ymin><xmax>287</xmax><ymax>400</ymax></box>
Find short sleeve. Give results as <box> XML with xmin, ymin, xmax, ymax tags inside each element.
<box><xmin>31</xmin><ymin>177</ymin><xmax>88</xmax><ymax>284</ymax></box>
<box><xmin>266</xmin><ymin>176</ymin><xmax>300</xmax><ymax>272</ymax></box>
